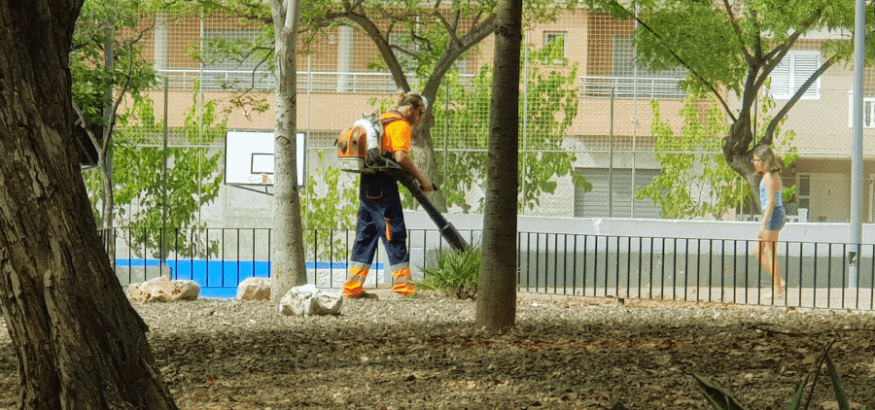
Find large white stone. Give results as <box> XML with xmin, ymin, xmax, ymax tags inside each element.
<box><xmin>279</xmin><ymin>284</ymin><xmax>343</xmax><ymax>317</ymax></box>
<box><xmin>127</xmin><ymin>276</ymin><xmax>200</xmax><ymax>303</ymax></box>
<box><xmin>236</xmin><ymin>277</ymin><xmax>271</xmax><ymax>301</ymax></box>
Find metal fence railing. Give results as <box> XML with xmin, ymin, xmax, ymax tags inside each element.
<box><xmin>100</xmin><ymin>227</ymin><xmax>874</xmax><ymax>309</ymax></box>
<box><xmin>578</xmin><ymin>75</ymin><xmax>687</xmax><ymax>99</ymax></box>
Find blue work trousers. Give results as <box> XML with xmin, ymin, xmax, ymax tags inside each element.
<box><xmin>350</xmin><ymin>172</ymin><xmax>409</xmax><ymax>268</ymax></box>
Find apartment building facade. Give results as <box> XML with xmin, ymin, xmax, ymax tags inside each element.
<box><xmin>118</xmin><ymin>7</ymin><xmax>874</xmax><ymax>228</ymax></box>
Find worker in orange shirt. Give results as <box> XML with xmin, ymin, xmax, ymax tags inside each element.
<box><xmin>343</xmin><ymin>91</ymin><xmax>435</xmax><ymax>298</ymax></box>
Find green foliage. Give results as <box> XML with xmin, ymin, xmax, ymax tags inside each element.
<box><xmin>617</xmin><ymin>0</ymin><xmax>863</xmax><ymax>97</ymax></box>
<box><xmin>300</xmin><ymin>151</ymin><xmax>359</xmax><ymax>260</ymax></box>
<box><xmin>432</xmin><ymin>38</ymin><xmax>591</xmax><ymax>213</ymax></box>
<box><xmin>636</xmin><ymin>95</ymin><xmax>742</xmax><ymax>219</ymax></box>
<box><xmin>83</xmin><ymin>169</ymin><xmax>105</xmax><ymax>224</ymax></box>
<box><xmin>636</xmin><ymin>91</ymin><xmax>797</xmax><ymax>219</ymax></box>
<box><xmin>694</xmin><ymin>348</ymin><xmax>868</xmax><ymax>410</ymax></box>
<box><xmin>417</xmin><ymin>246</ymin><xmax>482</xmax><ymax>300</ymax></box>
<box><xmin>107</xmin><ymin>81</ymin><xmax>226</xmax><ymax>258</ymax></box>
<box><xmin>72</xmin><ymin>0</ymin><xmax>159</xmax><ymax>227</ymax></box>
<box><xmin>585</xmin><ymin>0</ymin><xmax>874</xmax><ymax>186</ymax></box>
<box><xmin>693</xmin><ymin>373</ymin><xmax>749</xmax><ymax>410</ymax></box>
<box><xmin>72</xmin><ymin>0</ymin><xmax>158</xmax><ymax>128</ymax></box>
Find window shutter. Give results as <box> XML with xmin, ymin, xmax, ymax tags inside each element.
<box><xmin>793</xmin><ymin>52</ymin><xmax>821</xmax><ymax>100</ymax></box>
<box><xmin>769</xmin><ymin>58</ymin><xmax>791</xmax><ymax>98</ymax></box>
<box><xmin>768</xmin><ymin>51</ymin><xmax>821</xmax><ymax>100</ymax></box>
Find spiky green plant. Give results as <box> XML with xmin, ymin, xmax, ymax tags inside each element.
<box><xmin>694</xmin><ymin>344</ymin><xmax>868</xmax><ymax>410</ymax></box>
<box><xmin>417</xmin><ymin>247</ymin><xmax>481</xmax><ymax>299</ymax></box>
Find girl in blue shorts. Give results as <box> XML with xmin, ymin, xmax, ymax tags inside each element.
<box><xmin>752</xmin><ymin>145</ymin><xmax>785</xmax><ymax>299</ymax></box>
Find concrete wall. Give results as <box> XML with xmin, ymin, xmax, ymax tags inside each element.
<box><xmin>404</xmin><ymin>212</ymin><xmax>875</xmax><ymax>290</ymax></box>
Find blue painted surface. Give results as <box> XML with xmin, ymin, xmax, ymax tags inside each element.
<box><xmin>116</xmin><ymin>259</ymin><xmax>383</xmax><ymax>298</ymax></box>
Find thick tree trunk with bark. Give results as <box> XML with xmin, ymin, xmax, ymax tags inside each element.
<box><xmin>412</xmin><ymin>115</ymin><xmax>448</xmax><ymax>211</ymax></box>
<box><xmin>270</xmin><ymin>0</ymin><xmax>308</xmax><ymax>302</ymax></box>
<box><xmin>724</xmin><ymin>109</ymin><xmax>765</xmax><ymax>208</ymax></box>
<box><xmin>474</xmin><ymin>0</ymin><xmax>522</xmax><ymax>330</ymax></box>
<box><xmin>0</xmin><ymin>0</ymin><xmax>177</xmax><ymax>408</ymax></box>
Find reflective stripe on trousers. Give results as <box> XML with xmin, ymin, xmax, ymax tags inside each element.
<box><xmin>343</xmin><ymin>262</ymin><xmax>370</xmax><ymax>297</ymax></box>
<box><xmin>391</xmin><ymin>263</ymin><xmax>414</xmax><ymax>296</ymax></box>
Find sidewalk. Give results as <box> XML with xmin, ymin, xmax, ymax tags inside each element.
<box><xmin>353</xmin><ymin>285</ymin><xmax>875</xmax><ymax>310</ymax></box>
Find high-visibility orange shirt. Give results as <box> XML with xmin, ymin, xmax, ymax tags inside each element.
<box><xmin>380</xmin><ymin>112</ymin><xmax>411</xmax><ymax>154</ymax></box>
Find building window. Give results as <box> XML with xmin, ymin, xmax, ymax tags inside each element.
<box><xmin>573</xmin><ymin>168</ymin><xmax>662</xmax><ymax>218</ymax></box>
<box><xmin>797</xmin><ymin>174</ymin><xmax>810</xmax><ymax>211</ymax></box>
<box><xmin>583</xmin><ymin>35</ymin><xmax>687</xmax><ymax>99</ymax></box>
<box><xmin>767</xmin><ymin>51</ymin><xmax>821</xmax><ymax>100</ymax></box>
<box><xmin>858</xmin><ymin>68</ymin><xmax>875</xmax><ymax>128</ymax></box>
<box><xmin>543</xmin><ymin>31</ymin><xmax>567</xmax><ymax>62</ymax></box>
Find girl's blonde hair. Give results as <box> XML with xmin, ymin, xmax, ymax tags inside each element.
<box><xmin>753</xmin><ymin>145</ymin><xmax>784</xmax><ymax>173</ymax></box>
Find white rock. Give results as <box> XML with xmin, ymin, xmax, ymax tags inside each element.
<box><xmin>236</xmin><ymin>277</ymin><xmax>271</xmax><ymax>301</ymax></box>
<box><xmin>279</xmin><ymin>284</ymin><xmax>343</xmax><ymax>317</ymax></box>
<box><xmin>127</xmin><ymin>276</ymin><xmax>200</xmax><ymax>303</ymax></box>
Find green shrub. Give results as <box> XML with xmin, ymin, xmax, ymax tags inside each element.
<box><xmin>417</xmin><ymin>247</ymin><xmax>481</xmax><ymax>299</ymax></box>
<box><xmin>695</xmin><ymin>344</ymin><xmax>868</xmax><ymax>410</ymax></box>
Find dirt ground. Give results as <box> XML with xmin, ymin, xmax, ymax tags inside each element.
<box><xmin>1</xmin><ymin>292</ymin><xmax>875</xmax><ymax>409</ymax></box>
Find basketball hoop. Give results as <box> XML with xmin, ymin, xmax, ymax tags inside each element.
<box><xmin>248</xmin><ymin>173</ymin><xmax>272</xmax><ymax>184</ymax></box>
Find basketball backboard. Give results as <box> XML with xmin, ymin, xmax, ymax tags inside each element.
<box><xmin>224</xmin><ymin>130</ymin><xmax>306</xmax><ymax>189</ymax></box>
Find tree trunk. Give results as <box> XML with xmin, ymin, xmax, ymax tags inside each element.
<box><xmin>100</xmin><ymin>150</ymin><xmax>115</xmax><ymax>229</ymax></box>
<box><xmin>475</xmin><ymin>0</ymin><xmax>522</xmax><ymax>330</ymax></box>
<box><xmin>0</xmin><ymin>0</ymin><xmax>177</xmax><ymax>408</ymax></box>
<box><xmin>102</xmin><ymin>23</ymin><xmax>115</xmax><ymax>230</ymax></box>
<box><xmin>270</xmin><ymin>0</ymin><xmax>308</xmax><ymax>302</ymax></box>
<box><xmin>724</xmin><ymin>110</ymin><xmax>764</xmax><ymax>209</ymax></box>
<box><xmin>412</xmin><ymin>113</ymin><xmax>448</xmax><ymax>211</ymax></box>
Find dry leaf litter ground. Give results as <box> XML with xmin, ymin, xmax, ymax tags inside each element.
<box><xmin>1</xmin><ymin>291</ymin><xmax>875</xmax><ymax>409</ymax></box>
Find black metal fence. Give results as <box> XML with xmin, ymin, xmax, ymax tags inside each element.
<box><xmin>99</xmin><ymin>227</ymin><xmax>875</xmax><ymax>309</ymax></box>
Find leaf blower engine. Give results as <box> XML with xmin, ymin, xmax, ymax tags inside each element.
<box><xmin>335</xmin><ymin>113</ymin><xmax>400</xmax><ymax>173</ymax></box>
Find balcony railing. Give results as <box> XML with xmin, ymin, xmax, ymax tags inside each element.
<box><xmin>101</xmin><ymin>227</ymin><xmax>874</xmax><ymax>310</ymax></box>
<box><xmin>157</xmin><ymin>69</ymin><xmax>476</xmax><ymax>94</ymax></box>
<box><xmin>579</xmin><ymin>75</ymin><xmax>687</xmax><ymax>100</ymax></box>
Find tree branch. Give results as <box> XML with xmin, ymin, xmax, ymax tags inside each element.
<box><xmin>239</xmin><ymin>48</ymin><xmax>275</xmax><ymax>95</ymax></box>
<box><xmin>752</xmin><ymin>35</ymin><xmax>798</xmax><ymax>93</ymax></box>
<box><xmin>723</xmin><ymin>0</ymin><xmax>754</xmax><ymax>66</ymax></box>
<box><xmin>343</xmin><ymin>10</ymin><xmax>411</xmax><ymax>91</ymax></box>
<box><xmin>71</xmin><ymin>99</ymin><xmax>101</xmax><ymax>165</ymax></box>
<box><xmin>471</xmin><ymin>10</ymin><xmax>483</xmax><ymax>28</ymax></box>
<box><xmin>410</xmin><ymin>26</ymin><xmax>433</xmax><ymax>53</ymax></box>
<box><xmin>751</xmin><ymin>9</ymin><xmax>763</xmax><ymax>61</ymax></box>
<box><xmin>422</xmin><ymin>13</ymin><xmax>497</xmax><ymax>98</ymax></box>
<box><xmin>628</xmin><ymin>12</ymin><xmax>736</xmax><ymax>122</ymax></box>
<box><xmin>762</xmin><ymin>55</ymin><xmax>835</xmax><ymax>145</ymax></box>
<box><xmin>102</xmin><ymin>41</ymin><xmax>137</xmax><ymax>158</ymax></box>
<box><xmin>433</xmin><ymin>10</ymin><xmax>461</xmax><ymax>46</ymax></box>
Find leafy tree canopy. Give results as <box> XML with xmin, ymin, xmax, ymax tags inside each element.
<box><xmin>429</xmin><ymin>37</ymin><xmax>591</xmax><ymax>213</ymax></box>
<box><xmin>584</xmin><ymin>0</ymin><xmax>875</xmax><ymax>186</ymax></box>
<box><xmin>72</xmin><ymin>0</ymin><xmax>158</xmax><ymax>129</ymax></box>
<box><xmin>637</xmin><ymin>91</ymin><xmax>797</xmax><ymax>219</ymax></box>
<box><xmin>87</xmin><ymin>81</ymin><xmax>227</xmax><ymax>258</ymax></box>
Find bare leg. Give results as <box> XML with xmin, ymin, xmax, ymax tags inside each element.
<box><xmin>758</xmin><ymin>231</ymin><xmax>783</xmax><ymax>296</ymax></box>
